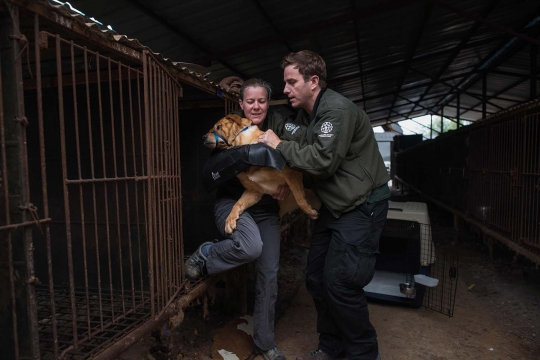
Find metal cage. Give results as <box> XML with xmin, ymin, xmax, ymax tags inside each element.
<box><xmin>1</xmin><ymin>4</ymin><xmax>184</xmax><ymax>359</ymax></box>
<box><xmin>395</xmin><ymin>99</ymin><xmax>540</xmax><ymax>264</ymax></box>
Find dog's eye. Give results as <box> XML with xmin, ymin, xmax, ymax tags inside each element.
<box><xmin>216</xmin><ymin>125</ymin><xmax>221</xmax><ymax>130</ymax></box>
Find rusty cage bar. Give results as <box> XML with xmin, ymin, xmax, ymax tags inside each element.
<box><xmin>1</xmin><ymin>1</ymin><xmax>306</xmax><ymax>358</ymax></box>
<box><xmin>0</xmin><ymin>2</ymin><xmax>187</xmax><ymax>358</ymax></box>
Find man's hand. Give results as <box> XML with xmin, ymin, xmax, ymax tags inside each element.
<box><xmin>258</xmin><ymin>130</ymin><xmax>281</xmax><ymax>149</ymax></box>
<box><xmin>272</xmin><ymin>184</ymin><xmax>290</xmax><ymax>201</ymax></box>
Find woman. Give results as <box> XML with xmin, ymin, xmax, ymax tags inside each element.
<box><xmin>185</xmin><ymin>79</ymin><xmax>301</xmax><ymax>360</ymax></box>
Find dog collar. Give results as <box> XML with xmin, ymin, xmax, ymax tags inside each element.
<box><xmin>213</xmin><ymin>131</ymin><xmax>230</xmax><ymax>146</ymax></box>
<box><xmin>213</xmin><ymin>126</ymin><xmax>251</xmax><ymax>147</ymax></box>
<box><xmin>236</xmin><ymin>126</ymin><xmax>250</xmax><ymax>136</ymax></box>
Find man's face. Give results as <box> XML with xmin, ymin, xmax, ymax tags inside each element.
<box><xmin>283</xmin><ymin>65</ymin><xmax>314</xmax><ymax>111</ymax></box>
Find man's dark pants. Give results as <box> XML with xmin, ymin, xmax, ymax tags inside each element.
<box><xmin>306</xmin><ymin>199</ymin><xmax>389</xmax><ymax>360</ymax></box>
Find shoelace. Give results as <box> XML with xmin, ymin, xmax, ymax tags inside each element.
<box><xmin>310</xmin><ymin>350</ymin><xmax>323</xmax><ymax>356</ymax></box>
<box><xmin>189</xmin><ymin>254</ymin><xmax>205</xmax><ymax>268</ymax></box>
<box><xmin>259</xmin><ymin>347</ymin><xmax>284</xmax><ymax>360</ymax></box>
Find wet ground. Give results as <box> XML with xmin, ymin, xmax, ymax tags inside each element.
<box><xmin>120</xmin><ymin>202</ymin><xmax>540</xmax><ymax>360</ymax></box>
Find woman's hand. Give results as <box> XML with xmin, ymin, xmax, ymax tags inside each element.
<box><xmin>272</xmin><ymin>184</ymin><xmax>291</xmax><ymax>201</ymax></box>
<box><xmin>258</xmin><ymin>130</ymin><xmax>281</xmax><ymax>149</ymax></box>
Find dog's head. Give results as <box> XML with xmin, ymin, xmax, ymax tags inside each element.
<box><xmin>202</xmin><ymin>114</ymin><xmax>252</xmax><ymax>149</ymax></box>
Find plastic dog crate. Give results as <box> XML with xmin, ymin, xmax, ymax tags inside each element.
<box><xmin>365</xmin><ymin>201</ymin><xmax>458</xmax><ymax>316</ymax></box>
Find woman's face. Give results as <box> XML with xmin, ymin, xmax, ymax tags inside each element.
<box><xmin>239</xmin><ymin>86</ymin><xmax>269</xmax><ymax>127</ymax></box>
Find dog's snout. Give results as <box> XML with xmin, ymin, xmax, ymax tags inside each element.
<box><xmin>202</xmin><ymin>134</ymin><xmax>208</xmax><ymax>140</ymax></box>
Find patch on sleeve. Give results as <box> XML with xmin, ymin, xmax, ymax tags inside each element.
<box><xmin>285</xmin><ymin>122</ymin><xmax>300</xmax><ymax>135</ymax></box>
<box><xmin>319</xmin><ymin>121</ymin><xmax>334</xmax><ymax>138</ymax></box>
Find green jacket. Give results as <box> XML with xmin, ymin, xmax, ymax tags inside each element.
<box><xmin>232</xmin><ymin>107</ymin><xmax>304</xmax><ymax>140</ymax></box>
<box><xmin>276</xmin><ymin>89</ymin><xmax>390</xmax><ymax>217</ymax></box>
<box><xmin>257</xmin><ymin>107</ymin><xmax>305</xmax><ymax>141</ymax></box>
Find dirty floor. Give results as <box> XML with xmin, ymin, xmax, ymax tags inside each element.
<box><xmin>121</xmin><ymin>213</ymin><xmax>540</xmax><ymax>360</ymax></box>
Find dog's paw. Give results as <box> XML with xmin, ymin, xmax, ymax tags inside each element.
<box><xmin>307</xmin><ymin>210</ymin><xmax>318</xmax><ymax>220</ymax></box>
<box><xmin>225</xmin><ymin>217</ymin><xmax>237</xmax><ymax>234</ymax></box>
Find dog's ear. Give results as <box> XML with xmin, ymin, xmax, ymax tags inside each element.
<box><xmin>226</xmin><ymin>114</ymin><xmax>245</xmax><ymax>127</ymax></box>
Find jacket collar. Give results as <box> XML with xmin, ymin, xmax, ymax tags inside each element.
<box><xmin>309</xmin><ymin>88</ymin><xmax>326</xmax><ymax>124</ymax></box>
<box><xmin>305</xmin><ymin>89</ymin><xmax>327</xmax><ymax>146</ymax></box>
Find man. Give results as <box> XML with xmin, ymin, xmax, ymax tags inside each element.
<box><xmin>258</xmin><ymin>51</ymin><xmax>389</xmax><ymax>360</ymax></box>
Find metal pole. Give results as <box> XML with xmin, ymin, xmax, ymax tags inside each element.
<box><xmin>1</xmin><ymin>4</ymin><xmax>40</xmax><ymax>359</ymax></box>
<box><xmin>531</xmin><ymin>44</ymin><xmax>538</xmax><ymax>100</ymax></box>
<box><xmin>456</xmin><ymin>92</ymin><xmax>460</xmax><ymax>128</ymax></box>
<box><xmin>430</xmin><ymin>114</ymin><xmax>433</xmax><ymax>139</ymax></box>
<box><xmin>35</xmin><ymin>15</ymin><xmax>59</xmax><ymax>359</ymax></box>
<box><xmin>482</xmin><ymin>72</ymin><xmax>487</xmax><ymax>119</ymax></box>
<box><xmin>440</xmin><ymin>107</ymin><xmax>444</xmax><ymax>134</ymax></box>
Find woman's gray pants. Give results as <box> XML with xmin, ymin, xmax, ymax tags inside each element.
<box><xmin>207</xmin><ymin>198</ymin><xmax>281</xmax><ymax>351</ymax></box>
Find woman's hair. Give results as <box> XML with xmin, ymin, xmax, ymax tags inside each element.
<box><xmin>281</xmin><ymin>50</ymin><xmax>327</xmax><ymax>89</ymax></box>
<box><xmin>239</xmin><ymin>78</ymin><xmax>272</xmax><ymax>101</ymax></box>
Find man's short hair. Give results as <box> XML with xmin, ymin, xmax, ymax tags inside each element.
<box><xmin>281</xmin><ymin>50</ymin><xmax>327</xmax><ymax>89</ymax></box>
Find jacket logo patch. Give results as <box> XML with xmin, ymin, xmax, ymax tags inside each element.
<box><xmin>319</xmin><ymin>122</ymin><xmax>334</xmax><ymax>138</ymax></box>
<box><xmin>321</xmin><ymin>122</ymin><xmax>333</xmax><ymax>133</ymax></box>
<box><xmin>212</xmin><ymin>171</ymin><xmax>220</xmax><ymax>180</ymax></box>
<box><xmin>285</xmin><ymin>123</ymin><xmax>300</xmax><ymax>135</ymax></box>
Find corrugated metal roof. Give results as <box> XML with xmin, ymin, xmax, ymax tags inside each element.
<box><xmin>39</xmin><ymin>0</ymin><xmax>241</xmax><ymax>96</ymax></box>
<box><xmin>59</xmin><ymin>0</ymin><xmax>540</xmax><ymax>125</ymax></box>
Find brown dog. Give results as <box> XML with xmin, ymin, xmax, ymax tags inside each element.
<box><xmin>203</xmin><ymin>114</ymin><xmax>320</xmax><ymax>234</ymax></box>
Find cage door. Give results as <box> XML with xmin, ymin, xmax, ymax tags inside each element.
<box><xmin>143</xmin><ymin>52</ymin><xmax>184</xmax><ymax>315</ymax></box>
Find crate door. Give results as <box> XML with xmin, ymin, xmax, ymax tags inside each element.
<box><xmin>420</xmin><ymin>224</ymin><xmax>459</xmax><ymax>317</ymax></box>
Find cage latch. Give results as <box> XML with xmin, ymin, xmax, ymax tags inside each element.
<box><xmin>18</xmin><ymin>203</ymin><xmax>44</xmax><ymax>235</ymax></box>
<box><xmin>14</xmin><ymin>116</ymin><xmax>29</xmax><ymax>127</ymax></box>
<box><xmin>7</xmin><ymin>34</ymin><xmax>33</xmax><ymax>78</ymax></box>
<box><xmin>25</xmin><ymin>275</ymin><xmax>41</xmax><ymax>286</ymax></box>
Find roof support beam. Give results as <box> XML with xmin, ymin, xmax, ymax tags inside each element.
<box><xmin>482</xmin><ymin>72</ymin><xmax>487</xmax><ymax>118</ymax></box>
<box><xmin>369</xmin><ymin>112</ymin><xmax>477</xmax><ymax>127</ymax></box>
<box><xmin>443</xmin><ymin>104</ymin><xmax>495</xmax><ymax>115</ymax></box>
<box><xmin>407</xmin><ymin>66</ymin><xmax>505</xmax><ymax>110</ymax></box>
<box><xmin>198</xmin><ymin>0</ymin><xmax>420</xmax><ymax>63</ymax></box>
<box><xmin>431</xmin><ymin>5</ymin><xmax>540</xmax><ymax>114</ymax></box>
<box><xmin>351</xmin><ymin>71</ymin><xmax>477</xmax><ymax>104</ymax></box>
<box><xmin>351</xmin><ymin>0</ymin><xmax>367</xmax><ymax>111</ymax></box>
<box><xmin>479</xmin><ymin>94</ymin><xmax>522</xmax><ymax>102</ymax></box>
<box><xmin>456</xmin><ymin>93</ymin><xmax>460</xmax><ymax>127</ymax></box>
<box><xmin>330</xmin><ymin>35</ymin><xmax>499</xmax><ymax>85</ymax></box>
<box><xmin>455</xmin><ymin>67</ymin><xmax>540</xmax><ymax>119</ymax></box>
<box><xmin>250</xmin><ymin>0</ymin><xmax>292</xmax><ymax>52</ymax></box>
<box><xmin>491</xmin><ymin>69</ymin><xmax>530</xmax><ymax>77</ymax></box>
<box><xmin>389</xmin><ymin>110</ymin><xmax>441</xmax><ymax>134</ymax></box>
<box><xmin>403</xmin><ymin>0</ymin><xmax>501</xmax><ymax>119</ymax></box>
<box><xmin>433</xmin><ymin>0</ymin><xmax>540</xmax><ymax>47</ymax></box>
<box><xmin>394</xmin><ymin>95</ymin><xmax>493</xmax><ymax>119</ymax></box>
<box><xmin>387</xmin><ymin>1</ymin><xmax>433</xmax><ymax>119</ymax></box>
<box><xmin>125</xmin><ymin>0</ymin><xmax>246</xmax><ymax>77</ymax></box>
<box><xmin>396</xmin><ymin>95</ymin><xmax>446</xmax><ymax>118</ymax></box>
<box><xmin>531</xmin><ymin>44</ymin><xmax>538</xmax><ymax>99</ymax></box>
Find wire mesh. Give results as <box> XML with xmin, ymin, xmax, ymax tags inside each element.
<box><xmin>36</xmin><ymin>285</ymin><xmax>151</xmax><ymax>359</ymax></box>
